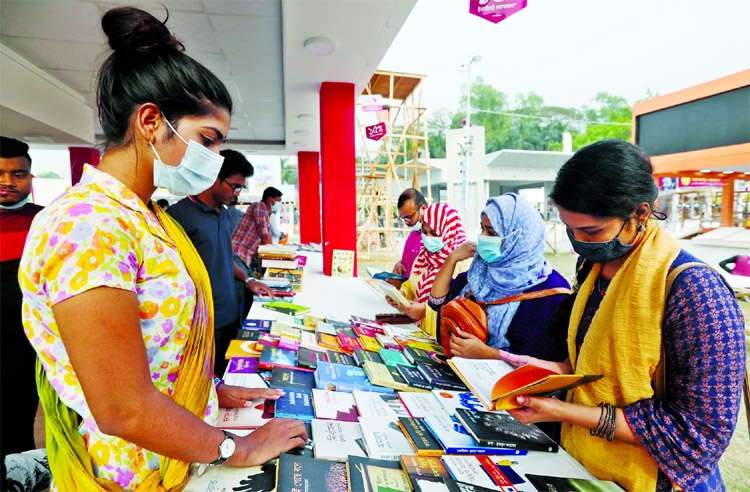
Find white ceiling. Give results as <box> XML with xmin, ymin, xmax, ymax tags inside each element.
<box><xmin>0</xmin><ymin>0</ymin><xmax>416</xmax><ymax>154</ymax></box>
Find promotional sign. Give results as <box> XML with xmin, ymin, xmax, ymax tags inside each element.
<box><xmin>360</xmin><ymin>94</ymin><xmax>384</xmax><ymax>112</ymax></box>
<box><xmin>469</xmin><ymin>0</ymin><xmax>528</xmax><ymax>24</ymax></box>
<box><xmin>365</xmin><ymin>122</ymin><xmax>387</xmax><ymax>141</ymax></box>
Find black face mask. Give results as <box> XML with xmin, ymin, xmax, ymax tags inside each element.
<box><xmin>566</xmin><ymin>219</ymin><xmax>639</xmax><ymax>264</ymax></box>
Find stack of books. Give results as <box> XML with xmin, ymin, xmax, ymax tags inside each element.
<box><xmin>258</xmin><ymin>244</ymin><xmax>306</xmax><ymax>292</ymax></box>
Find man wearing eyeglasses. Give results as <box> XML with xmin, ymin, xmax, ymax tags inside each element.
<box><xmin>168</xmin><ymin>149</ymin><xmax>273</xmax><ymax>375</ymax></box>
<box><xmin>393</xmin><ymin>188</ymin><xmax>428</xmax><ymax>278</ymax></box>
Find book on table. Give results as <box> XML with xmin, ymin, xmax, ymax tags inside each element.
<box><xmin>397</xmin><ymin>417</ymin><xmax>445</xmax><ymax>456</ymax></box>
<box><xmin>399</xmin><ymin>455</ymin><xmax>452</xmax><ymax>490</ymax></box>
<box><xmin>184</xmin><ymin>461</ymin><xmax>276</xmax><ymax>492</ymax></box>
<box><xmin>274</xmin><ymin>389</ymin><xmax>315</xmax><ymax>422</ymax></box>
<box><xmin>379</xmin><ymin>347</ymin><xmax>413</xmax><ymax>367</ymax></box>
<box><xmin>224</xmin><ymin>339</ymin><xmax>262</xmax><ymax>359</ymax></box>
<box><xmin>310</xmin><ymin>419</ymin><xmax>367</xmax><ymax>462</ymax></box>
<box><xmin>416</xmin><ymin>362</ymin><xmax>468</xmax><ymax>391</ymax></box>
<box><xmin>362</xmin><ymin>360</ymin><xmax>428</xmax><ymax>393</ymax></box>
<box><xmin>331</xmin><ymin>249</ymin><xmax>355</xmax><ymax>277</ymax></box>
<box><xmin>297</xmin><ymin>346</ymin><xmax>328</xmax><ymax>370</ymax></box>
<box><xmin>352</xmin><ymin>348</ymin><xmax>384</xmax><ymax>366</ymax></box>
<box><xmin>524</xmin><ymin>474</ymin><xmax>625</xmax><ymax>491</ymax></box>
<box><xmin>269</xmin><ymin>366</ymin><xmax>315</xmax><ymax>391</ymax></box>
<box><xmin>346</xmin><ymin>455</ymin><xmax>412</xmax><ymax>492</ymax></box>
<box><xmin>447</xmin><ymin>357</ymin><xmax>602</xmax><ymax>411</ymax></box>
<box><xmin>314</xmin><ymin>361</ymin><xmax>394</xmax><ymax>394</ymax></box>
<box><xmin>454</xmin><ymin>407</ymin><xmax>559</xmax><ymax>453</ymax></box>
<box><xmin>222</xmin><ymin>356</ymin><xmax>259</xmax><ymax>380</ymax></box>
<box><xmin>357</xmin><ymin>416</ymin><xmax>417</xmax><ymax>461</ymax></box>
<box><xmin>259</xmin><ymin>346</ymin><xmax>311</xmax><ymax>372</ymax></box>
<box><xmin>257</xmin><ymin>243</ymin><xmax>298</xmax><ymax>259</ymax></box>
<box><xmin>430</xmin><ymin>390</ymin><xmax>486</xmax><ymax>417</ymax></box>
<box><xmin>422</xmin><ymin>411</ymin><xmax>528</xmax><ymax>456</ymax></box>
<box><xmin>327</xmin><ymin>349</ymin><xmax>356</xmax><ymax>366</ymax></box>
<box><xmin>261</xmin><ymin>299</ymin><xmax>311</xmax><ymax>316</ymax></box>
<box><xmin>216</xmin><ymin>399</ymin><xmax>274</xmax><ymax>430</ymax></box>
<box><xmin>261</xmin><ymin>256</ymin><xmax>299</xmax><ymax>269</ymax></box>
<box><xmin>276</xmin><ymin>452</ymin><xmax>348</xmax><ymax>492</ymax></box>
<box><xmin>396</xmin><ymin>364</ymin><xmax>435</xmax><ymax>391</ymax></box>
<box><xmin>352</xmin><ymin>390</ymin><xmax>410</xmax><ymax>419</ymax></box>
<box><xmin>398</xmin><ymin>392</ymin><xmax>446</xmax><ymax>418</ymax></box>
<box><xmin>440</xmin><ymin>455</ymin><xmax>518</xmax><ymax>492</ymax></box>
<box><xmin>311</xmin><ymin>388</ymin><xmax>359</xmax><ymax>421</ymax></box>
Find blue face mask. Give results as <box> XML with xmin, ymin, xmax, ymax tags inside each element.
<box><xmin>271</xmin><ymin>201</ymin><xmax>282</xmax><ymax>212</ymax></box>
<box><xmin>422</xmin><ymin>234</ymin><xmax>444</xmax><ymax>253</ymax></box>
<box><xmin>151</xmin><ymin>117</ymin><xmax>224</xmax><ymax>196</ymax></box>
<box><xmin>476</xmin><ymin>234</ymin><xmax>503</xmax><ymax>263</ymax></box>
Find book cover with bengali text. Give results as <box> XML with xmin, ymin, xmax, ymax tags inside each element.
<box><xmin>314</xmin><ymin>361</ymin><xmax>394</xmax><ymax>394</ymax></box>
<box><xmin>310</xmin><ymin>419</ymin><xmax>367</xmax><ymax>462</ymax></box>
<box><xmin>347</xmin><ymin>455</ymin><xmax>412</xmax><ymax>492</ymax></box>
<box><xmin>269</xmin><ymin>366</ymin><xmax>315</xmax><ymax>391</ymax></box>
<box><xmin>398</xmin><ymin>417</ymin><xmax>445</xmax><ymax>456</ymax></box>
<box><xmin>422</xmin><ymin>412</ymin><xmax>527</xmax><ymax>456</ymax></box>
<box><xmin>454</xmin><ymin>408</ymin><xmax>559</xmax><ymax>453</ymax></box>
<box><xmin>311</xmin><ymin>388</ymin><xmax>359</xmax><ymax>421</ymax></box>
<box><xmin>276</xmin><ymin>452</ymin><xmax>349</xmax><ymax>492</ymax></box>
<box><xmin>274</xmin><ymin>389</ymin><xmax>314</xmax><ymax>422</ymax></box>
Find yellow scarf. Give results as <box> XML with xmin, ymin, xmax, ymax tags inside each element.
<box><xmin>560</xmin><ymin>223</ymin><xmax>681</xmax><ymax>491</ymax></box>
<box><xmin>37</xmin><ymin>203</ymin><xmax>215</xmax><ymax>491</ymax></box>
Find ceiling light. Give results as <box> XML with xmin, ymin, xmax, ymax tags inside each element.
<box><xmin>297</xmin><ymin>114</ymin><xmax>315</xmax><ymax>122</ymax></box>
<box><xmin>293</xmin><ymin>141</ymin><xmax>306</xmax><ymax>147</ymax></box>
<box><xmin>294</xmin><ymin>130</ymin><xmax>309</xmax><ymax>136</ymax></box>
<box><xmin>24</xmin><ymin>134</ymin><xmax>54</xmax><ymax>143</ymax></box>
<box><xmin>304</xmin><ymin>36</ymin><xmax>336</xmax><ymax>56</ymax></box>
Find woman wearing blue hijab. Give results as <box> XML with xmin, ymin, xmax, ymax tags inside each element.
<box><xmin>428</xmin><ymin>193</ymin><xmax>570</xmax><ymax>362</ymax></box>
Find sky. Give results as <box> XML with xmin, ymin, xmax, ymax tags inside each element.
<box><xmin>379</xmin><ymin>0</ymin><xmax>750</xmax><ymax>113</ymax></box>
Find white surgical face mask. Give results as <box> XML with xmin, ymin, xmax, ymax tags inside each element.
<box><xmin>409</xmin><ymin>220</ymin><xmax>422</xmax><ymax>231</ymax></box>
<box><xmin>0</xmin><ymin>195</ymin><xmax>30</xmax><ymax>210</ymax></box>
<box><xmin>151</xmin><ymin>118</ymin><xmax>224</xmax><ymax>196</ymax></box>
<box><xmin>271</xmin><ymin>201</ymin><xmax>282</xmax><ymax>212</ymax></box>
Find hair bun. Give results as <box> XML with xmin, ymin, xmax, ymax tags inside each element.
<box><xmin>102</xmin><ymin>6</ymin><xmax>184</xmax><ymax>54</ymax></box>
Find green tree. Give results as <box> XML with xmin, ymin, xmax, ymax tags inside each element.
<box><xmin>280</xmin><ymin>157</ymin><xmax>297</xmax><ymax>185</ymax></box>
<box><xmin>571</xmin><ymin>92</ymin><xmax>632</xmax><ymax>149</ymax></box>
<box><xmin>36</xmin><ymin>171</ymin><xmax>62</xmax><ymax>179</ymax></box>
<box><xmin>427</xmin><ymin>108</ymin><xmax>452</xmax><ymax>158</ymax></box>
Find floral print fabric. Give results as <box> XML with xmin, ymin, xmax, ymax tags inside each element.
<box><xmin>20</xmin><ymin>165</ymin><xmax>218</xmax><ymax>489</ymax></box>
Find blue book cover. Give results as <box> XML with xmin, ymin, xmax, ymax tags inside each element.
<box><xmin>422</xmin><ymin>412</ymin><xmax>527</xmax><ymax>456</ymax></box>
<box><xmin>314</xmin><ymin>362</ymin><xmax>394</xmax><ymax>394</ymax></box>
<box><xmin>274</xmin><ymin>389</ymin><xmax>315</xmax><ymax>422</ymax></box>
<box><xmin>242</xmin><ymin>318</ymin><xmax>274</xmax><ymax>330</ymax></box>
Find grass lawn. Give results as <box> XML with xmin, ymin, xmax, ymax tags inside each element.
<box><xmin>359</xmin><ymin>251</ymin><xmax>749</xmax><ymax>489</ymax></box>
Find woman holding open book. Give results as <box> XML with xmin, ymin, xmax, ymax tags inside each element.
<box><xmin>499</xmin><ymin>139</ymin><xmax>746</xmax><ymax>491</ymax></box>
<box><xmin>19</xmin><ymin>7</ymin><xmax>306</xmax><ymax>490</ymax></box>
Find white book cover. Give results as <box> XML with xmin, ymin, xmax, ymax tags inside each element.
<box><xmin>358</xmin><ymin>416</ymin><xmax>417</xmax><ymax>461</ymax></box>
<box><xmin>398</xmin><ymin>392</ymin><xmax>445</xmax><ymax>418</ymax></box>
<box><xmin>184</xmin><ymin>461</ymin><xmax>276</xmax><ymax>492</ymax></box>
<box><xmin>353</xmin><ymin>390</ymin><xmax>410</xmax><ymax>419</ymax></box>
<box><xmin>441</xmin><ymin>455</ymin><xmax>503</xmax><ymax>491</ymax></box>
<box><xmin>431</xmin><ymin>389</ymin><xmax>486</xmax><ymax>417</ymax></box>
<box><xmin>381</xmin><ymin>323</ymin><xmax>430</xmax><ymax>340</ymax></box>
<box><xmin>446</xmin><ymin>358</ymin><xmax>515</xmax><ymax>410</ymax></box>
<box><xmin>311</xmin><ymin>388</ymin><xmax>358</xmax><ymax>421</ymax></box>
<box><xmin>223</xmin><ymin>372</ymin><xmax>267</xmax><ymax>389</ymax></box>
<box><xmin>216</xmin><ymin>400</ymin><xmax>272</xmax><ymax>429</ymax></box>
<box><xmin>310</xmin><ymin>418</ymin><xmax>367</xmax><ymax>462</ymax></box>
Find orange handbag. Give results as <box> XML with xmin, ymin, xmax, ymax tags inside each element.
<box><xmin>438</xmin><ymin>287</ymin><xmax>571</xmax><ymax>357</ymax></box>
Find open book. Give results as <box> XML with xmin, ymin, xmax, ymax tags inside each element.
<box><xmin>448</xmin><ymin>357</ymin><xmax>602</xmax><ymax>410</ymax></box>
<box><xmin>365</xmin><ymin>266</ymin><xmax>409</xmax><ymax>283</ymax></box>
<box><xmin>362</xmin><ymin>278</ymin><xmax>411</xmax><ymax>307</ymax></box>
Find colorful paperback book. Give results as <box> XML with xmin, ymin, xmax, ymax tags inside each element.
<box><xmin>274</xmin><ymin>389</ymin><xmax>314</xmax><ymax>422</ymax></box>
<box><xmin>398</xmin><ymin>339</ymin><xmax>446</xmax><ymax>354</ymax></box>
<box><xmin>441</xmin><ymin>455</ymin><xmax>517</xmax><ymax>492</ymax></box>
<box><xmin>352</xmin><ymin>323</ymin><xmax>379</xmax><ymax>338</ymax></box>
<box><xmin>454</xmin><ymin>408</ymin><xmax>559</xmax><ymax>453</ymax></box>
<box><xmin>352</xmin><ymin>348</ymin><xmax>384</xmax><ymax>367</ymax></box>
<box><xmin>347</xmin><ymin>455</ymin><xmax>412</xmax><ymax>492</ymax></box>
<box><xmin>315</xmin><ymin>361</ymin><xmax>394</xmax><ymax>394</ymax></box>
<box><xmin>302</xmin><ymin>314</ymin><xmax>325</xmax><ymax>329</ymax></box>
<box><xmin>311</xmin><ymin>419</ymin><xmax>367</xmax><ymax>462</ymax></box>
<box><xmin>261</xmin><ymin>299</ymin><xmax>310</xmax><ymax>315</ymax></box>
<box><xmin>396</xmin><ymin>364</ymin><xmax>434</xmax><ymax>391</ymax></box>
<box><xmin>362</xmin><ymin>361</ymin><xmax>419</xmax><ymax>393</ymax></box>
<box><xmin>317</xmin><ymin>332</ymin><xmax>342</xmax><ymax>351</ymax></box>
<box><xmin>352</xmin><ymin>390</ymin><xmax>410</xmax><ymax>419</ymax></box>
<box><xmin>357</xmin><ymin>334</ymin><xmax>382</xmax><ymax>353</ymax></box>
<box><xmin>327</xmin><ymin>349</ymin><xmax>356</xmax><ymax>366</ymax></box>
<box><xmin>256</xmin><ymin>332</ymin><xmax>280</xmax><ymax>347</ymax></box>
<box><xmin>398</xmin><ymin>417</ymin><xmax>445</xmax><ymax>456</ymax></box>
<box><xmin>403</xmin><ymin>345</ymin><xmax>448</xmax><ymax>366</ymax></box>
<box><xmin>337</xmin><ymin>331</ymin><xmax>363</xmax><ymax>353</ymax></box>
<box><xmin>422</xmin><ymin>412</ymin><xmax>527</xmax><ymax>456</ymax></box>
<box><xmin>224</xmin><ymin>339</ymin><xmax>262</xmax><ymax>360</ymax></box>
<box><xmin>269</xmin><ymin>366</ymin><xmax>315</xmax><ymax>391</ymax></box>
<box><xmin>222</xmin><ymin>356</ymin><xmax>259</xmax><ymax>379</ymax></box>
<box><xmin>235</xmin><ymin>329</ymin><xmax>262</xmax><ymax>342</ymax></box>
<box><xmin>276</xmin><ymin>452</ymin><xmax>348</xmax><ymax>492</ymax></box>
<box><xmin>379</xmin><ymin>348</ymin><xmax>413</xmax><ymax>367</ymax></box>
<box><xmin>448</xmin><ymin>357</ymin><xmax>602</xmax><ymax>411</ymax></box>
<box><xmin>259</xmin><ymin>346</ymin><xmax>309</xmax><ymax>372</ymax></box>
<box><xmin>417</xmin><ymin>362</ymin><xmax>468</xmax><ymax>391</ymax></box>
<box><xmin>316</xmin><ymin>321</ymin><xmax>339</xmax><ymax>336</ymax></box>
<box><xmin>400</xmin><ymin>455</ymin><xmax>452</xmax><ymax>489</ymax></box>
<box><xmin>297</xmin><ymin>346</ymin><xmax>329</xmax><ymax>370</ymax></box>
<box><xmin>524</xmin><ymin>474</ymin><xmax>625</xmax><ymax>492</ymax></box>
<box><xmin>432</xmin><ymin>390</ymin><xmax>486</xmax><ymax>417</ymax></box>
<box><xmin>216</xmin><ymin>399</ymin><xmax>274</xmax><ymax>429</ymax></box>
<box><xmin>376</xmin><ymin>333</ymin><xmax>403</xmax><ymax>351</ymax></box>
<box><xmin>398</xmin><ymin>392</ymin><xmax>446</xmax><ymax>418</ymax></box>
<box><xmin>358</xmin><ymin>416</ymin><xmax>417</xmax><ymax>461</ymax></box>
<box><xmin>311</xmin><ymin>388</ymin><xmax>359</xmax><ymax>421</ymax></box>
<box><xmin>242</xmin><ymin>318</ymin><xmax>274</xmax><ymax>330</ymax></box>
<box><xmin>331</xmin><ymin>249</ymin><xmax>355</xmax><ymax>277</ymax></box>
<box><xmin>300</xmin><ymin>330</ymin><xmax>327</xmax><ymax>352</ymax></box>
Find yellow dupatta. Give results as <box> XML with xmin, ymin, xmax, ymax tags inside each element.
<box><xmin>37</xmin><ymin>203</ymin><xmax>215</xmax><ymax>491</ymax></box>
<box><xmin>560</xmin><ymin>223</ymin><xmax>681</xmax><ymax>491</ymax></box>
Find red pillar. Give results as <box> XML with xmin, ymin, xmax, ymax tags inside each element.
<box><xmin>320</xmin><ymin>82</ymin><xmax>357</xmax><ymax>276</ymax></box>
<box><xmin>297</xmin><ymin>151</ymin><xmax>321</xmax><ymax>244</ymax></box>
<box><xmin>69</xmin><ymin>147</ymin><xmax>100</xmax><ymax>186</ymax></box>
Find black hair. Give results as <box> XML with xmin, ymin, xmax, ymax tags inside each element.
<box><xmin>218</xmin><ymin>149</ymin><xmax>254</xmax><ymax>180</ymax></box>
<box><xmin>550</xmin><ymin>139</ymin><xmax>663</xmax><ymax>220</ymax></box>
<box><xmin>97</xmin><ymin>7</ymin><xmax>232</xmax><ymax>147</ymax></box>
<box><xmin>397</xmin><ymin>188</ymin><xmax>427</xmax><ymax>209</ymax></box>
<box><xmin>0</xmin><ymin>136</ymin><xmax>32</xmax><ymax>168</ymax></box>
<box><xmin>262</xmin><ymin>186</ymin><xmax>282</xmax><ymax>202</ymax></box>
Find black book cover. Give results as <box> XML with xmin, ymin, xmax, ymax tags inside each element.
<box><xmin>297</xmin><ymin>347</ymin><xmax>328</xmax><ymax>370</ymax></box>
<box><xmin>454</xmin><ymin>408</ymin><xmax>559</xmax><ymax>453</ymax></box>
<box><xmin>352</xmin><ymin>349</ymin><xmax>384</xmax><ymax>367</ymax></box>
<box><xmin>327</xmin><ymin>349</ymin><xmax>357</xmax><ymax>366</ymax></box>
<box><xmin>346</xmin><ymin>455</ymin><xmax>410</xmax><ymax>492</ymax></box>
<box><xmin>416</xmin><ymin>362</ymin><xmax>468</xmax><ymax>391</ymax></box>
<box><xmin>235</xmin><ymin>329</ymin><xmax>262</xmax><ymax>342</ymax></box>
<box><xmin>269</xmin><ymin>367</ymin><xmax>315</xmax><ymax>391</ymax></box>
<box><xmin>403</xmin><ymin>346</ymin><xmax>448</xmax><ymax>366</ymax></box>
<box><xmin>397</xmin><ymin>417</ymin><xmax>444</xmax><ymax>456</ymax></box>
<box><xmin>395</xmin><ymin>364</ymin><xmax>434</xmax><ymax>391</ymax></box>
<box><xmin>276</xmin><ymin>453</ymin><xmax>348</xmax><ymax>492</ymax></box>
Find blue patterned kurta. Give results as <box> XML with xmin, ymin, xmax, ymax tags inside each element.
<box><xmin>578</xmin><ymin>250</ymin><xmax>746</xmax><ymax>491</ymax></box>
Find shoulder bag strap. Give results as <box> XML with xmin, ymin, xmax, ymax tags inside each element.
<box><xmin>485</xmin><ymin>287</ymin><xmax>572</xmax><ymax>306</ymax></box>
<box><xmin>654</xmin><ymin>262</ymin><xmax>708</xmax><ymax>399</ymax></box>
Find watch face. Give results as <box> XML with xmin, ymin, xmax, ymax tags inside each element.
<box><xmin>220</xmin><ymin>436</ymin><xmax>236</xmax><ymax>459</ymax></box>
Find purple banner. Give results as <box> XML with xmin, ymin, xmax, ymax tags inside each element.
<box><xmin>366</xmin><ymin>122</ymin><xmax>387</xmax><ymax>141</ymax></box>
<box><xmin>469</xmin><ymin>0</ymin><xmax>528</xmax><ymax>24</ymax></box>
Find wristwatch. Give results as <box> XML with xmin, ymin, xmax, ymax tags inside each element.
<box><xmin>210</xmin><ymin>430</ymin><xmax>236</xmax><ymax>466</ymax></box>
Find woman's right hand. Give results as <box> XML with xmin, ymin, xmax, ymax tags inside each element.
<box><xmin>449</xmin><ymin>241</ymin><xmax>477</xmax><ymax>262</ymax></box>
<box><xmin>229</xmin><ymin>418</ymin><xmax>308</xmax><ymax>466</ymax></box>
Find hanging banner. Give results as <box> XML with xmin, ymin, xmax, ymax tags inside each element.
<box><xmin>365</xmin><ymin>122</ymin><xmax>387</xmax><ymax>141</ymax></box>
<box><xmin>469</xmin><ymin>0</ymin><xmax>528</xmax><ymax>24</ymax></box>
<box><xmin>360</xmin><ymin>95</ymin><xmax>384</xmax><ymax>112</ymax></box>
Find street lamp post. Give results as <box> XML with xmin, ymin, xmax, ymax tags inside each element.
<box><xmin>461</xmin><ymin>55</ymin><xmax>482</xmax><ymax>127</ymax></box>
